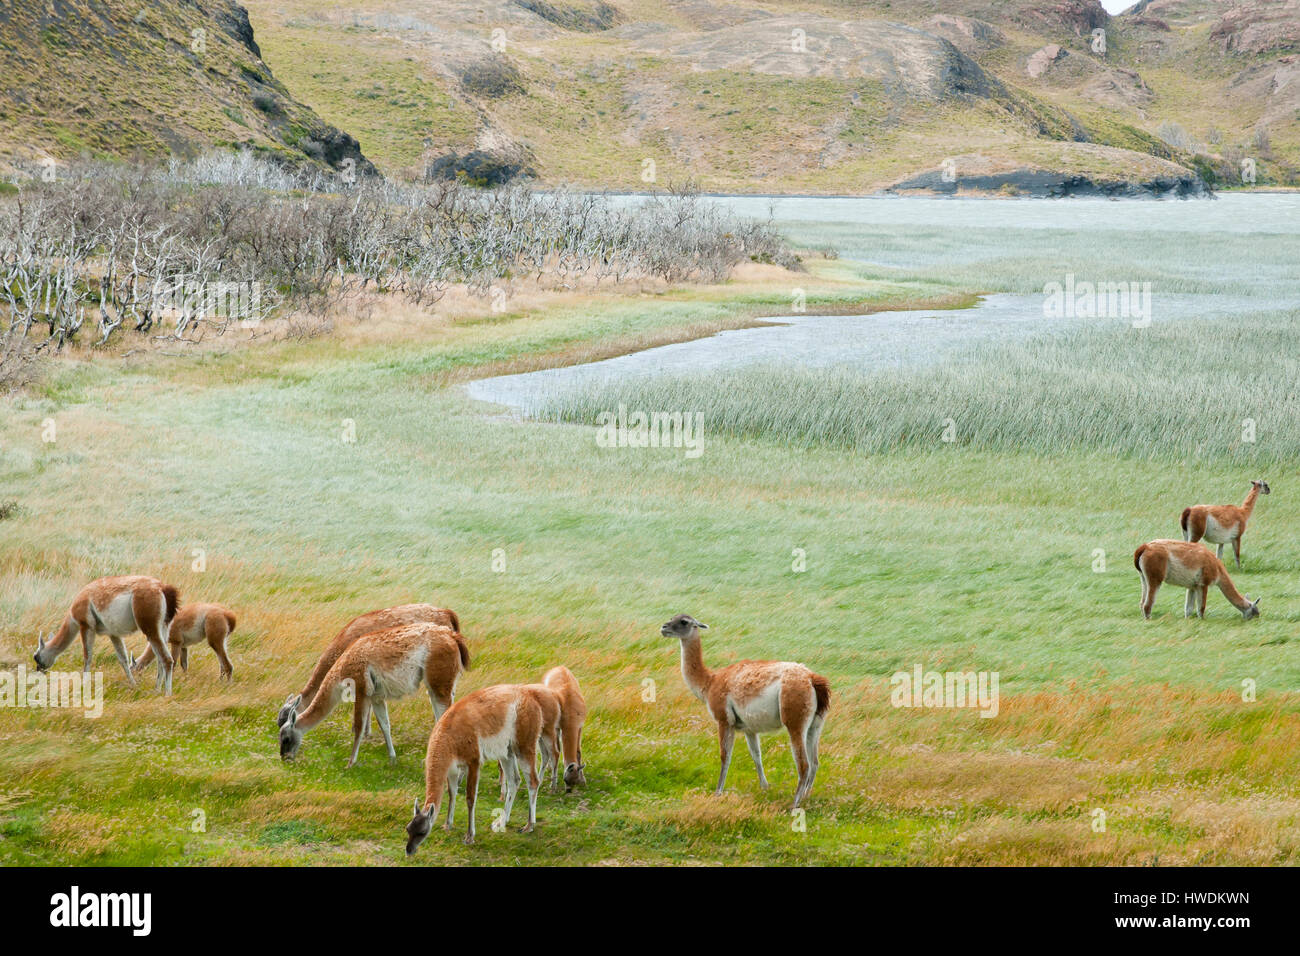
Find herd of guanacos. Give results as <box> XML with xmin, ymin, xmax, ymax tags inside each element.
<box><xmin>31</xmin><ymin>580</ymin><xmax>831</xmax><ymax>850</ymax></box>
<box><xmin>25</xmin><ymin>480</ymin><xmax>1268</xmax><ymax>850</ymax></box>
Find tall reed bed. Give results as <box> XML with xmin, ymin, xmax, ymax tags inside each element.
<box><xmin>538</xmin><ymin>310</ymin><xmax>1300</xmax><ymax>462</ymax></box>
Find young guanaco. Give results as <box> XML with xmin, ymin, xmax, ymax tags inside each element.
<box><xmin>132</xmin><ymin>602</ymin><xmax>237</xmax><ymax>681</ymax></box>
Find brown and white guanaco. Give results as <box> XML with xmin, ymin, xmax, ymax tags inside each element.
<box><xmin>277</xmin><ymin>603</ymin><xmax>461</xmax><ymax>731</ymax></box>
<box><xmin>405</xmin><ymin>683</ymin><xmax>561</xmax><ymax>852</ymax></box>
<box><xmin>545</xmin><ymin>666</ymin><xmax>588</xmax><ymax>792</ymax></box>
<box><xmin>661</xmin><ymin>614</ymin><xmax>830</xmax><ymax>809</ymax></box>
<box><xmin>1134</xmin><ymin>539</ymin><xmax>1261</xmax><ymax>620</ymax></box>
<box><xmin>279</xmin><ymin>622</ymin><xmax>469</xmax><ymax>767</ymax></box>
<box><xmin>35</xmin><ymin>576</ymin><xmax>181</xmax><ymax>694</ymax></box>
<box><xmin>133</xmin><ymin>602</ymin><xmax>237</xmax><ymax>681</ymax></box>
<box><xmin>1181</xmin><ymin>479</ymin><xmax>1270</xmax><ymax>568</ymax></box>
<box><xmin>498</xmin><ymin>665</ymin><xmax>589</xmax><ymax>800</ymax></box>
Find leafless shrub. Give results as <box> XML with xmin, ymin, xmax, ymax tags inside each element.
<box><xmin>0</xmin><ymin>154</ymin><xmax>794</xmax><ymax>357</ymax></box>
<box><xmin>1155</xmin><ymin>121</ymin><xmax>1198</xmax><ymax>153</ymax></box>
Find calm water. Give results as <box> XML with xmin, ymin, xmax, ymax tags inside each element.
<box><xmin>467</xmin><ymin>194</ymin><xmax>1300</xmax><ymax>413</ymax></box>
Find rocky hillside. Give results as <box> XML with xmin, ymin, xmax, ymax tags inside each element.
<box><xmin>0</xmin><ymin>0</ymin><xmax>374</xmax><ymax>177</ymax></box>
<box><xmin>2</xmin><ymin>0</ymin><xmax>1295</xmax><ymax>193</ymax></box>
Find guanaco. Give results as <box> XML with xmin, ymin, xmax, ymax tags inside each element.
<box><xmin>35</xmin><ymin>576</ymin><xmax>180</xmax><ymax>694</ymax></box>
<box><xmin>661</xmin><ymin>614</ymin><xmax>830</xmax><ymax>809</ymax></box>
<box><xmin>132</xmin><ymin>602</ymin><xmax>237</xmax><ymax>681</ymax></box>
<box><xmin>277</xmin><ymin>603</ymin><xmax>461</xmax><ymax>730</ymax></box>
<box><xmin>497</xmin><ymin>665</ymin><xmax>588</xmax><ymax>800</ymax></box>
<box><xmin>405</xmin><ymin>683</ymin><xmax>561</xmax><ymax>852</ymax></box>
<box><xmin>1181</xmin><ymin>479</ymin><xmax>1270</xmax><ymax>568</ymax></box>
<box><xmin>279</xmin><ymin>622</ymin><xmax>469</xmax><ymax>767</ymax></box>
<box><xmin>545</xmin><ymin>666</ymin><xmax>588</xmax><ymax>792</ymax></box>
<box><xmin>1134</xmin><ymin>539</ymin><xmax>1261</xmax><ymax>620</ymax></box>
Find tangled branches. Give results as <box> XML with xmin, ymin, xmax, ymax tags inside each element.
<box><xmin>0</xmin><ymin>154</ymin><xmax>794</xmax><ymax>382</ymax></box>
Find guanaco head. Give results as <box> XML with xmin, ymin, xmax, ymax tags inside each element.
<box><xmin>405</xmin><ymin>798</ymin><xmax>434</xmax><ymax>856</ymax></box>
<box><xmin>1242</xmin><ymin>596</ymin><xmax>1261</xmax><ymax>620</ymax></box>
<box><xmin>32</xmin><ymin>631</ymin><xmax>51</xmax><ymax>672</ymax></box>
<box><xmin>279</xmin><ymin>710</ymin><xmax>304</xmax><ymax>761</ymax></box>
<box><xmin>660</xmin><ymin>614</ymin><xmax>707</xmax><ymax>639</ymax></box>
<box><xmin>276</xmin><ymin>693</ymin><xmax>302</xmax><ymax>728</ymax></box>
<box><xmin>563</xmin><ymin>761</ymin><xmax>587</xmax><ymax>792</ymax></box>
<box><xmin>1252</xmin><ymin>479</ymin><xmax>1271</xmax><ymax>496</ymax></box>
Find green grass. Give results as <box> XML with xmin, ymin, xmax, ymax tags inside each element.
<box><xmin>3</xmin><ymin>207</ymin><xmax>1300</xmax><ymax>865</ymax></box>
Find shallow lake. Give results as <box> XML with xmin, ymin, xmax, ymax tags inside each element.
<box><xmin>466</xmin><ymin>194</ymin><xmax>1300</xmax><ymax>414</ymax></box>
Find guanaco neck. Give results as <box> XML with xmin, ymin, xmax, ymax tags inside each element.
<box><xmin>46</xmin><ymin>615</ymin><xmax>78</xmax><ymax>656</ymax></box>
<box><xmin>1241</xmin><ymin>486</ymin><xmax>1260</xmax><ymax>519</ymax></box>
<box><xmin>292</xmin><ymin>681</ymin><xmax>339</xmax><ymax>731</ymax></box>
<box><xmin>678</xmin><ymin>633</ymin><xmax>714</xmax><ymax>702</ymax></box>
<box><xmin>1216</xmin><ymin>571</ymin><xmax>1252</xmax><ymax>611</ymax></box>
<box><xmin>422</xmin><ymin>739</ymin><xmax>456</xmax><ymax>814</ymax></box>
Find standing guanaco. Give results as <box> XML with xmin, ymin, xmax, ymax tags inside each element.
<box><xmin>34</xmin><ymin>576</ymin><xmax>180</xmax><ymax>695</ymax></box>
<box><xmin>279</xmin><ymin>622</ymin><xmax>469</xmax><ymax>767</ymax></box>
<box><xmin>405</xmin><ymin>683</ymin><xmax>561</xmax><ymax>852</ymax></box>
<box><xmin>661</xmin><ymin>614</ymin><xmax>830</xmax><ymax>809</ymax></box>
<box><xmin>497</xmin><ymin>665</ymin><xmax>588</xmax><ymax>800</ymax></box>
<box><xmin>277</xmin><ymin>603</ymin><xmax>461</xmax><ymax>730</ymax></box>
<box><xmin>1134</xmin><ymin>539</ymin><xmax>1261</xmax><ymax>620</ymax></box>
<box><xmin>133</xmin><ymin>602</ymin><xmax>237</xmax><ymax>681</ymax></box>
<box><xmin>544</xmin><ymin>666</ymin><xmax>588</xmax><ymax>792</ymax></box>
<box><xmin>1181</xmin><ymin>479</ymin><xmax>1270</xmax><ymax>568</ymax></box>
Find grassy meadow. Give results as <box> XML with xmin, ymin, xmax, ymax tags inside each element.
<box><xmin>3</xmin><ymin>212</ymin><xmax>1300</xmax><ymax>866</ymax></box>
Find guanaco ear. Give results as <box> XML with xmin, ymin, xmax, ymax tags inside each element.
<box><xmin>37</xmin><ymin>631</ymin><xmax>45</xmax><ymax>650</ymax></box>
<box><xmin>412</xmin><ymin>797</ymin><xmax>422</xmax><ymax>816</ymax></box>
<box><xmin>695</xmin><ymin>619</ymin><xmax>708</xmax><ymax>629</ymax></box>
<box><xmin>287</xmin><ymin>710</ymin><xmax>298</xmax><ymax>728</ymax></box>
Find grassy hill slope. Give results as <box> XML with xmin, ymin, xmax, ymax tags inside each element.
<box><xmin>0</xmin><ymin>0</ymin><xmax>375</xmax><ymax>176</ymax></box>
<box><xmin>229</xmin><ymin>0</ymin><xmax>1296</xmax><ymax>191</ymax></box>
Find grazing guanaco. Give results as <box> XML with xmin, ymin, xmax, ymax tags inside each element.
<box><xmin>132</xmin><ymin>602</ymin><xmax>237</xmax><ymax>681</ymax></box>
<box><xmin>1134</xmin><ymin>539</ymin><xmax>1261</xmax><ymax>620</ymax></box>
<box><xmin>497</xmin><ymin>665</ymin><xmax>588</xmax><ymax>800</ymax></box>
<box><xmin>279</xmin><ymin>622</ymin><xmax>469</xmax><ymax>767</ymax></box>
<box><xmin>34</xmin><ymin>576</ymin><xmax>180</xmax><ymax>694</ymax></box>
<box><xmin>545</xmin><ymin>666</ymin><xmax>588</xmax><ymax>792</ymax></box>
<box><xmin>277</xmin><ymin>603</ymin><xmax>461</xmax><ymax>731</ymax></box>
<box><xmin>405</xmin><ymin>683</ymin><xmax>561</xmax><ymax>852</ymax></box>
<box><xmin>661</xmin><ymin>614</ymin><xmax>830</xmax><ymax>809</ymax></box>
<box><xmin>1181</xmin><ymin>479</ymin><xmax>1270</xmax><ymax>568</ymax></box>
